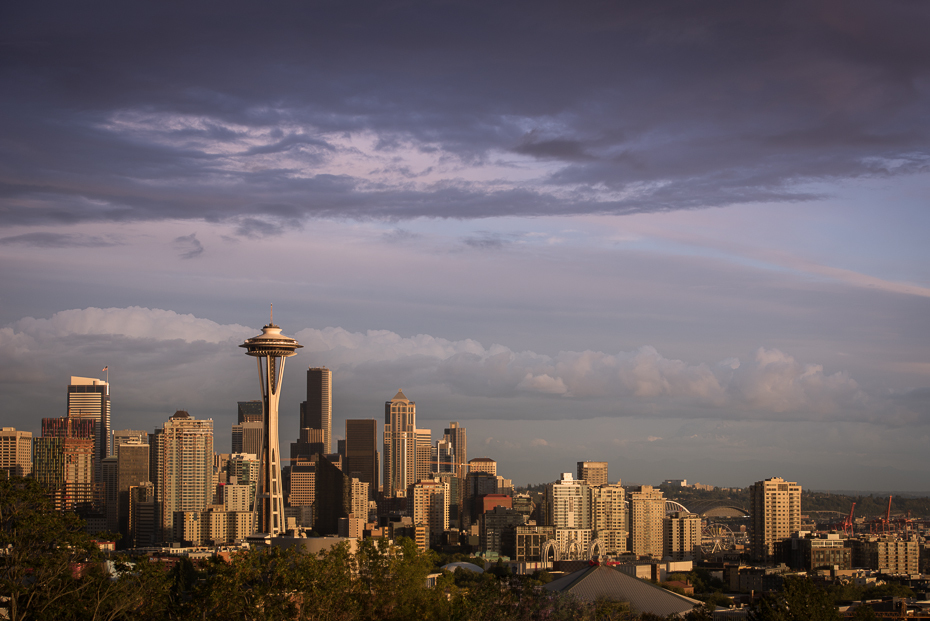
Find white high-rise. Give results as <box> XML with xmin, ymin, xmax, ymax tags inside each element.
<box><xmin>547</xmin><ymin>472</ymin><xmax>591</xmax><ymax>529</ymax></box>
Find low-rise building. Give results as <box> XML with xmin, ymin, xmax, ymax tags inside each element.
<box><xmin>851</xmin><ymin>536</ymin><xmax>919</xmax><ymax>575</ymax></box>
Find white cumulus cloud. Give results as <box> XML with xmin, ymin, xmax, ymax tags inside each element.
<box><xmin>0</xmin><ymin>306</ymin><xmax>890</xmax><ymax>430</ymax></box>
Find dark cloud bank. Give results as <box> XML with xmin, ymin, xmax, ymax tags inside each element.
<box><xmin>1</xmin><ymin>1</ymin><xmax>929</xmax><ymax>229</ymax></box>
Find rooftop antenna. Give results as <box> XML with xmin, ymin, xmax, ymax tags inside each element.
<box><xmin>270</xmin><ymin>303</ymin><xmax>273</xmax><ymax>325</ymax></box>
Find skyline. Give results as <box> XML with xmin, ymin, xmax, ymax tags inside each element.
<box><xmin>1</xmin><ymin>2</ymin><xmax>929</xmax><ymax>491</ymax></box>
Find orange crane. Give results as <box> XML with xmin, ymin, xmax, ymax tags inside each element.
<box><xmin>842</xmin><ymin>502</ymin><xmax>856</xmax><ymax>537</ymax></box>
<box><xmin>885</xmin><ymin>495</ymin><xmax>893</xmax><ymax>533</ymax></box>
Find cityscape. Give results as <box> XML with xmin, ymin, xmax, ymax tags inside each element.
<box><xmin>2</xmin><ymin>1</ymin><xmax>930</xmax><ymax>619</ymax></box>
<box><xmin>2</xmin><ymin>320</ymin><xmax>930</xmax><ymax>618</ymax></box>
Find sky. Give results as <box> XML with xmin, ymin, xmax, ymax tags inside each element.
<box><xmin>1</xmin><ymin>1</ymin><xmax>929</xmax><ymax>492</ymax></box>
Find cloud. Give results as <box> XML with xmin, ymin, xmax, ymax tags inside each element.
<box><xmin>0</xmin><ymin>232</ymin><xmax>121</xmax><ymax>248</ymax></box>
<box><xmin>294</xmin><ymin>325</ymin><xmax>873</xmax><ymax>422</ymax></box>
<box><xmin>518</xmin><ymin>373</ymin><xmax>568</xmax><ymax>395</ymax></box>
<box><xmin>172</xmin><ymin>233</ymin><xmax>204</xmax><ymax>259</ymax></box>
<box><xmin>0</xmin><ymin>306</ymin><xmax>906</xmax><ymax>429</ymax></box>
<box><xmin>12</xmin><ymin>307</ymin><xmax>252</xmax><ymax>343</ymax></box>
<box><xmin>462</xmin><ymin>232</ymin><xmax>509</xmax><ymax>250</ymax></box>
<box><xmin>1</xmin><ymin>2</ymin><xmax>929</xmax><ymax>227</ymax></box>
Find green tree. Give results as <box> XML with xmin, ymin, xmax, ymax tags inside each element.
<box><xmin>748</xmin><ymin>576</ymin><xmax>840</xmax><ymax>621</ymax></box>
<box><xmin>352</xmin><ymin>537</ymin><xmax>449</xmax><ymax>621</ymax></box>
<box><xmin>849</xmin><ymin>604</ymin><xmax>878</xmax><ymax>621</ymax></box>
<box><xmin>683</xmin><ymin>602</ymin><xmax>716</xmax><ymax>621</ymax></box>
<box><xmin>188</xmin><ymin>547</ymin><xmax>305</xmax><ymax>621</ymax></box>
<box><xmin>0</xmin><ymin>477</ymin><xmax>101</xmax><ymax>621</ymax></box>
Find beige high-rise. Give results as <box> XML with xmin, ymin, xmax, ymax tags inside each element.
<box><xmin>591</xmin><ymin>482</ymin><xmax>627</xmax><ymax>555</ymax></box>
<box><xmin>408</xmin><ymin>478</ymin><xmax>449</xmax><ymax>546</ymax></box>
<box><xmin>415</xmin><ymin>428</ymin><xmax>432</xmax><ymax>483</ymax></box>
<box><xmin>0</xmin><ymin>428</ymin><xmax>33</xmax><ymax>477</ymax></box>
<box><xmin>664</xmin><ymin>511</ymin><xmax>701</xmax><ymax>561</ymax></box>
<box><xmin>468</xmin><ymin>457</ymin><xmax>497</xmax><ymax>476</ymax></box>
<box><xmin>577</xmin><ymin>461</ymin><xmax>608</xmax><ymax>486</ymax></box>
<box><xmin>750</xmin><ymin>477</ymin><xmax>801</xmax><ymax>561</ymax></box>
<box><xmin>156</xmin><ymin>410</ymin><xmax>214</xmax><ymax>542</ymax></box>
<box><xmin>383</xmin><ymin>390</ymin><xmax>417</xmax><ymax>497</ymax></box>
<box><xmin>628</xmin><ymin>485</ymin><xmax>665</xmax><ymax>559</ymax></box>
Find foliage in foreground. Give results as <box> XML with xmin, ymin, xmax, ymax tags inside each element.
<box><xmin>748</xmin><ymin>576</ymin><xmax>841</xmax><ymax>621</ymax></box>
<box><xmin>2</xmin><ymin>476</ymin><xmax>684</xmax><ymax>620</ymax></box>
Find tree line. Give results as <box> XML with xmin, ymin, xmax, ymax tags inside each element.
<box><xmin>2</xmin><ymin>476</ymin><xmax>910</xmax><ymax>621</ymax></box>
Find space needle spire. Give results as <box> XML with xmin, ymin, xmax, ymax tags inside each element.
<box><xmin>240</xmin><ymin>312</ymin><xmax>302</xmax><ymax>537</ymax></box>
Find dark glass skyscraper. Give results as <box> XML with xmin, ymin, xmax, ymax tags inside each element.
<box><xmin>237</xmin><ymin>400</ymin><xmax>263</xmax><ymax>423</ymax></box>
<box><xmin>345</xmin><ymin>419</ymin><xmax>379</xmax><ymax>497</ymax></box>
<box><xmin>299</xmin><ymin>367</ymin><xmax>332</xmax><ymax>454</ymax></box>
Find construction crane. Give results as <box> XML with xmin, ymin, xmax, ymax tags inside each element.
<box><xmin>842</xmin><ymin>502</ymin><xmax>856</xmax><ymax>537</ymax></box>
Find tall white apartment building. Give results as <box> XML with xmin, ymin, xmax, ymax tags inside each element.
<box><xmin>547</xmin><ymin>472</ymin><xmax>591</xmax><ymax>529</ymax></box>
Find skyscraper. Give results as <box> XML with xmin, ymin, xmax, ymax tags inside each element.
<box><xmin>155</xmin><ymin>410</ymin><xmax>214</xmax><ymax>542</ymax></box>
<box><xmin>112</xmin><ymin>429</ymin><xmax>147</xmax><ymax>449</ymax></box>
<box><xmin>345</xmin><ymin>419</ymin><xmax>379</xmax><ymax>496</ymax></box>
<box><xmin>128</xmin><ymin>481</ymin><xmax>156</xmax><ymax>548</ymax></box>
<box><xmin>415</xmin><ymin>428</ymin><xmax>432</xmax><ymax>483</ymax></box>
<box><xmin>67</xmin><ymin>376</ymin><xmax>110</xmax><ymax>480</ymax></box>
<box><xmin>431</xmin><ymin>438</ymin><xmax>455</xmax><ymax>474</ymax></box>
<box><xmin>468</xmin><ymin>457</ymin><xmax>497</xmax><ymax>476</ymax></box>
<box><xmin>547</xmin><ymin>472</ymin><xmax>590</xmax><ymax>529</ymax></box>
<box><xmin>750</xmin><ymin>477</ymin><xmax>801</xmax><ymax>561</ymax></box>
<box><xmin>408</xmin><ymin>478</ymin><xmax>449</xmax><ymax>547</ymax></box>
<box><xmin>300</xmin><ymin>367</ymin><xmax>332</xmax><ymax>454</ymax></box>
<box><xmin>663</xmin><ymin>511</ymin><xmax>701</xmax><ymax>561</ymax></box>
<box><xmin>383</xmin><ymin>389</ymin><xmax>417</xmax><ymax>497</ymax></box>
<box><xmin>0</xmin><ymin>427</ymin><xmax>33</xmax><ymax>477</ymax></box>
<box><xmin>237</xmin><ymin>400</ymin><xmax>263</xmax><ymax>423</ymax></box>
<box><xmin>103</xmin><ymin>456</ymin><xmax>118</xmax><ymax>530</ymax></box>
<box><xmin>232</xmin><ymin>421</ymin><xmax>263</xmax><ymax>456</ymax></box>
<box><xmin>577</xmin><ymin>461</ymin><xmax>608</xmax><ymax>486</ymax></box>
<box><xmin>591</xmin><ymin>482</ymin><xmax>627</xmax><ymax>556</ymax></box>
<box><xmin>37</xmin><ymin>417</ymin><xmax>96</xmax><ymax>512</ymax></box>
<box><xmin>314</xmin><ymin>455</ymin><xmax>351</xmax><ymax>535</ymax></box>
<box><xmin>444</xmin><ymin>422</ymin><xmax>467</xmax><ymax>478</ymax></box>
<box><xmin>33</xmin><ymin>435</ymin><xmax>94</xmax><ymax>512</ymax></box>
<box><xmin>228</xmin><ymin>453</ymin><xmax>260</xmax><ymax>510</ymax></box>
<box><xmin>41</xmin><ymin>417</ymin><xmax>96</xmax><ymax>442</ymax></box>
<box><xmin>241</xmin><ymin>321</ymin><xmax>302</xmax><ymax>537</ymax></box>
<box><xmin>117</xmin><ymin>439</ymin><xmax>150</xmax><ymax>543</ymax></box>
<box><xmin>628</xmin><ymin>485</ymin><xmax>666</xmax><ymax>559</ymax></box>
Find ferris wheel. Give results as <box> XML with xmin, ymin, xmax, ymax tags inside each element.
<box><xmin>701</xmin><ymin>523</ymin><xmax>736</xmax><ymax>555</ymax></box>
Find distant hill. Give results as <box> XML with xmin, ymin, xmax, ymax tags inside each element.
<box><xmin>658</xmin><ymin>485</ymin><xmax>930</xmax><ymax>519</ymax></box>
<box><xmin>514</xmin><ymin>482</ymin><xmax>930</xmax><ymax>519</ymax></box>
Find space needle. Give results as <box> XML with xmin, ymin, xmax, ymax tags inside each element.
<box><xmin>240</xmin><ymin>309</ymin><xmax>302</xmax><ymax>537</ymax></box>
